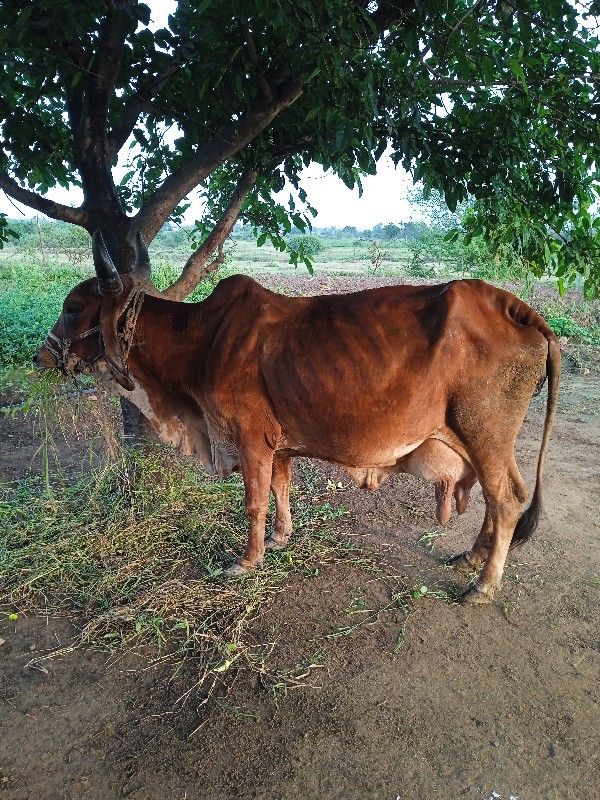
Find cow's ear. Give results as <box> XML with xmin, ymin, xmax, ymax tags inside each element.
<box><xmin>100</xmin><ymin>296</ymin><xmax>135</xmax><ymax>391</ymax></box>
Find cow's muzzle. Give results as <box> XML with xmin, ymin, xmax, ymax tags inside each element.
<box><xmin>35</xmin><ymin>325</ymin><xmax>102</xmax><ymax>379</ymax></box>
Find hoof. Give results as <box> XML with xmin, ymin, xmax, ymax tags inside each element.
<box><xmin>446</xmin><ymin>551</ymin><xmax>483</xmax><ymax>574</ymax></box>
<box><xmin>221</xmin><ymin>559</ymin><xmax>261</xmax><ymax>578</ymax></box>
<box><xmin>264</xmin><ymin>534</ymin><xmax>291</xmax><ymax>551</ymax></box>
<box><xmin>458</xmin><ymin>583</ymin><xmax>494</xmax><ymax>605</ymax></box>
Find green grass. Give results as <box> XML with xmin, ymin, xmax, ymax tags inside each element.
<box><xmin>0</xmin><ymin>429</ymin><xmax>364</xmax><ymax>690</ymax></box>
<box><xmin>0</xmin><ymin>258</ymin><xmax>93</xmax><ymax>367</ymax></box>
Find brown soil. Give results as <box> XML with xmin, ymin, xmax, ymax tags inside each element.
<box><xmin>1</xmin><ymin>276</ymin><xmax>599</xmax><ymax>800</ymax></box>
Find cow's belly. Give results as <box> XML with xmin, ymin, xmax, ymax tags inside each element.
<box><xmin>267</xmin><ymin>359</ymin><xmax>447</xmax><ymax>467</ymax></box>
<box><xmin>276</xmin><ymin>426</ymin><xmax>437</xmax><ymax>469</ymax></box>
<box><xmin>275</xmin><ymin>404</ymin><xmax>443</xmax><ymax>468</ymax></box>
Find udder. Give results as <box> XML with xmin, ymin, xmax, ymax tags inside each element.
<box><xmin>398</xmin><ymin>439</ymin><xmax>477</xmax><ymax>525</ymax></box>
<box><xmin>344</xmin><ymin>440</ymin><xmax>477</xmax><ymax>525</ymax></box>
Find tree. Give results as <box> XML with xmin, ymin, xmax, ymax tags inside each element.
<box><xmin>383</xmin><ymin>223</ymin><xmax>402</xmax><ymax>241</ymax></box>
<box><xmin>2</xmin><ymin>0</ymin><xmax>600</xmax><ymax>302</ymax></box>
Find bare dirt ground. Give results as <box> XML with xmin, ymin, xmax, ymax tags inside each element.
<box><xmin>1</xmin><ymin>275</ymin><xmax>599</xmax><ymax>800</ymax></box>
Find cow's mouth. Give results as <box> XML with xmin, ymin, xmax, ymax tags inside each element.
<box><xmin>34</xmin><ymin>325</ymin><xmax>104</xmax><ymax>381</ymax></box>
<box><xmin>33</xmin><ymin>345</ymin><xmax>58</xmax><ymax>371</ymax></box>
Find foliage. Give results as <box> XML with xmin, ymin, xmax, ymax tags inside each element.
<box><xmin>382</xmin><ymin>223</ymin><xmax>403</xmax><ymax>241</ymax></box>
<box><xmin>369</xmin><ymin>240</ymin><xmax>389</xmax><ymax>272</ymax></box>
<box><xmin>407</xmin><ymin>186</ymin><xmax>465</xmax><ymax>232</ymax></box>
<box><xmin>1</xmin><ymin>1</ymin><xmax>600</xmax><ymax>292</ymax></box>
<box><xmin>7</xmin><ymin>220</ymin><xmax>92</xmax><ymax>266</ymax></box>
<box><xmin>408</xmin><ymin>228</ymin><xmax>527</xmax><ymax>282</ymax></box>
<box><xmin>285</xmin><ymin>234</ymin><xmax>324</xmax><ymax>257</ymax></box>
<box><xmin>546</xmin><ymin>316</ymin><xmax>600</xmax><ymax>346</ymax></box>
<box><xmin>285</xmin><ymin>234</ymin><xmax>324</xmax><ymax>272</ymax></box>
<box><xmin>0</xmin><ymin>213</ymin><xmax>19</xmax><ymax>248</ymax></box>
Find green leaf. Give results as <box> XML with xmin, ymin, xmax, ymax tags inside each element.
<box><xmin>443</xmin><ymin>229</ymin><xmax>460</xmax><ymax>243</ymax></box>
<box><xmin>507</xmin><ymin>58</ymin><xmax>528</xmax><ymax>94</ymax></box>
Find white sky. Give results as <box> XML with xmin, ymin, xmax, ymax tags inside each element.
<box><xmin>0</xmin><ymin>0</ymin><xmax>417</xmax><ymax>230</ymax></box>
<box><xmin>0</xmin><ymin>160</ymin><xmax>416</xmax><ymax>230</ymax></box>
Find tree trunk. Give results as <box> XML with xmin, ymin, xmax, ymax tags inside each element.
<box><xmin>86</xmin><ymin>204</ymin><xmax>164</xmax><ymax>447</ymax></box>
<box><xmin>119</xmin><ymin>396</ymin><xmax>159</xmax><ymax>447</ymax></box>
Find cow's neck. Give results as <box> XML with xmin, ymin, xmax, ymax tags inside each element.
<box><xmin>113</xmin><ymin>294</ymin><xmax>221</xmax><ymax>466</ymax></box>
<box><xmin>129</xmin><ymin>293</ymin><xmax>205</xmax><ymax>381</ymax></box>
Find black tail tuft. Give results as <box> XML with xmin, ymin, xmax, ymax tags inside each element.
<box><xmin>510</xmin><ymin>489</ymin><xmax>542</xmax><ymax>549</ymax></box>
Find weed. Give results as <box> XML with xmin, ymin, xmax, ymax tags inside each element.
<box><xmin>369</xmin><ymin>240</ymin><xmax>389</xmax><ymax>271</ymax></box>
<box><xmin>297</xmin><ymin>459</ymin><xmax>322</xmax><ymax>494</ymax></box>
<box><xmin>259</xmin><ymin>649</ymin><xmax>328</xmax><ymax>705</ymax></box>
<box><xmin>546</xmin><ymin>316</ymin><xmax>600</xmax><ymax>346</ymax></box>
<box><xmin>345</xmin><ymin>587</ymin><xmax>371</xmax><ymax>615</ymax></box>
<box><xmin>416</xmin><ymin>529</ymin><xmax>447</xmax><ymax>551</ymax></box>
<box><xmin>390</xmin><ymin>582</ymin><xmax>458</xmax><ymax>650</ymax></box>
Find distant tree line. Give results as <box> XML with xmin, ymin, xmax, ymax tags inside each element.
<box><xmin>231</xmin><ymin>220</ymin><xmax>431</xmax><ymax>242</ymax></box>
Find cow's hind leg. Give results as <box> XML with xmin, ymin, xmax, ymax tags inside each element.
<box><xmin>265</xmin><ymin>456</ymin><xmax>293</xmax><ymax>550</ymax></box>
<box><xmin>447</xmin><ymin>501</ymin><xmax>492</xmax><ymax>574</ymax></box>
<box><xmin>460</xmin><ymin>461</ymin><xmax>528</xmax><ymax>605</ymax></box>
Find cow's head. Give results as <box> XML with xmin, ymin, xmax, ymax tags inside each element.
<box><xmin>34</xmin><ymin>230</ymin><xmax>150</xmax><ymax>391</ymax></box>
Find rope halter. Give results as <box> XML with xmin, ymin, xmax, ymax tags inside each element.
<box><xmin>42</xmin><ymin>288</ymin><xmax>145</xmax><ymax>384</ymax></box>
<box><xmin>43</xmin><ymin>325</ymin><xmax>102</xmax><ymax>380</ymax></box>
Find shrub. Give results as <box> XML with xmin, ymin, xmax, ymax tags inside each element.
<box><xmin>285</xmin><ymin>234</ymin><xmax>325</xmax><ymax>258</ymax></box>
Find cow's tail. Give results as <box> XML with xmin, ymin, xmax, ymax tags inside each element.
<box><xmin>510</xmin><ymin>317</ymin><xmax>561</xmax><ymax>549</ymax></box>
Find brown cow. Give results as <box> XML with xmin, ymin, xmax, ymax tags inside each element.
<box><xmin>35</xmin><ymin>231</ymin><xmax>560</xmax><ymax>604</ymax></box>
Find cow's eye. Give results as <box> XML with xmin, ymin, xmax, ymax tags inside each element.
<box><xmin>64</xmin><ymin>304</ymin><xmax>81</xmax><ymax>315</ymax></box>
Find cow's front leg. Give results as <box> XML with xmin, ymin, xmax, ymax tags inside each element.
<box><xmin>223</xmin><ymin>447</ymin><xmax>273</xmax><ymax>578</ymax></box>
<box><xmin>265</xmin><ymin>456</ymin><xmax>293</xmax><ymax>550</ymax></box>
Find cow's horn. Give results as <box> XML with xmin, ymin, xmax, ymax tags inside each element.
<box><xmin>93</xmin><ymin>230</ymin><xmax>124</xmax><ymax>296</ymax></box>
<box><xmin>133</xmin><ymin>230</ymin><xmax>152</xmax><ymax>282</ymax></box>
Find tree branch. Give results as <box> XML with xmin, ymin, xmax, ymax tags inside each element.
<box><xmin>90</xmin><ymin>1</ymin><xmax>130</xmax><ymax>113</ymax></box>
<box><xmin>241</xmin><ymin>20</ymin><xmax>274</xmax><ymax>104</ymax></box>
<box><xmin>0</xmin><ymin>174</ymin><xmax>89</xmax><ymax>227</ymax></box>
<box><xmin>108</xmin><ymin>98</ymin><xmax>162</xmax><ymax>160</ymax></box>
<box><xmin>78</xmin><ymin>1</ymin><xmax>131</xmax><ymax>170</ymax></box>
<box><xmin>108</xmin><ymin>58</ymin><xmax>187</xmax><ymax>159</ymax></box>
<box><xmin>160</xmin><ymin>168</ymin><xmax>259</xmax><ymax>300</ymax></box>
<box><xmin>133</xmin><ymin>78</ymin><xmax>303</xmax><ymax>242</ymax></box>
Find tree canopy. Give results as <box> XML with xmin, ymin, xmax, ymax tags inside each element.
<box><xmin>1</xmin><ymin>0</ymin><xmax>600</xmax><ymax>296</ymax></box>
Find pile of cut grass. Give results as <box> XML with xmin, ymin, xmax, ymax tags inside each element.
<box><xmin>1</xmin><ymin>425</ymin><xmax>365</xmax><ymax>691</ymax></box>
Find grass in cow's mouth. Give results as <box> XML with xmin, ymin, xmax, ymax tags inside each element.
<box><xmin>0</xmin><ymin>414</ymin><xmax>366</xmax><ymax>699</ymax></box>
